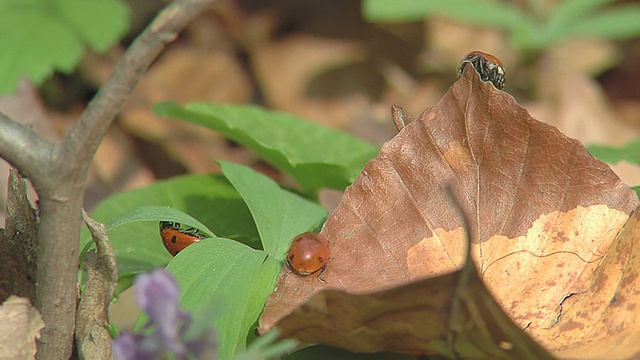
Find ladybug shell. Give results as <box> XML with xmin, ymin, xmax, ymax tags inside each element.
<box><xmin>285</xmin><ymin>232</ymin><xmax>330</xmax><ymax>276</ymax></box>
<box><xmin>159</xmin><ymin>221</ymin><xmax>203</xmax><ymax>256</ymax></box>
<box><xmin>459</xmin><ymin>50</ymin><xmax>505</xmax><ymax>90</ymax></box>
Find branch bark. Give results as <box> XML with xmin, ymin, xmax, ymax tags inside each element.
<box><xmin>0</xmin><ymin>1</ymin><xmax>221</xmax><ymax>359</ymax></box>
<box><xmin>0</xmin><ymin>111</ymin><xmax>54</xmax><ymax>184</ymax></box>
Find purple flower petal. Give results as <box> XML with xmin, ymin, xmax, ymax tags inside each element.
<box><xmin>112</xmin><ymin>268</ymin><xmax>217</xmax><ymax>359</ymax></box>
<box><xmin>112</xmin><ymin>332</ymin><xmax>162</xmax><ymax>360</ymax></box>
<box><xmin>187</xmin><ymin>329</ymin><xmax>218</xmax><ymax>359</ymax></box>
<box><xmin>135</xmin><ymin>268</ymin><xmax>190</xmax><ymax>332</ymax></box>
<box><xmin>112</xmin><ymin>332</ymin><xmax>138</xmax><ymax>360</ymax></box>
<box><xmin>134</xmin><ymin>268</ymin><xmax>180</xmax><ymax>310</ymax></box>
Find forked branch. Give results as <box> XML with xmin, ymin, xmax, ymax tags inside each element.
<box><xmin>0</xmin><ymin>1</ymin><xmax>219</xmax><ymax>359</ymax></box>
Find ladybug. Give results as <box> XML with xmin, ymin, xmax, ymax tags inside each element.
<box><xmin>285</xmin><ymin>232</ymin><xmax>330</xmax><ymax>282</ymax></box>
<box><xmin>458</xmin><ymin>50</ymin><xmax>505</xmax><ymax>90</ymax></box>
<box><xmin>159</xmin><ymin>221</ymin><xmax>205</xmax><ymax>256</ymax></box>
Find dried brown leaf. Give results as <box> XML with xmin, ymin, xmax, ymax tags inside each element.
<box><xmin>260</xmin><ymin>65</ymin><xmax>639</xmax><ymax>357</ymax></box>
<box><xmin>0</xmin><ymin>168</ymin><xmax>38</xmax><ymax>304</ymax></box>
<box><xmin>251</xmin><ymin>34</ymin><xmax>371</xmax><ymax>129</ymax></box>
<box><xmin>0</xmin><ymin>296</ymin><xmax>44</xmax><ymax>359</ymax></box>
<box><xmin>539</xmin><ymin>207</ymin><xmax>640</xmax><ymax>359</ymax></box>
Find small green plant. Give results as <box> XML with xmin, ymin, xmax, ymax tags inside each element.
<box><xmin>362</xmin><ymin>0</ymin><xmax>640</xmax><ymax>51</ymax></box>
<box><xmin>111</xmin><ymin>268</ymin><xmax>296</xmax><ymax>359</ymax></box>
<box><xmin>80</xmin><ymin>103</ymin><xmax>378</xmax><ymax>359</ymax></box>
<box><xmin>0</xmin><ymin>0</ymin><xmax>130</xmax><ymax>94</ymax></box>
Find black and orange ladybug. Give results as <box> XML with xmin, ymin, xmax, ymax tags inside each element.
<box><xmin>159</xmin><ymin>221</ymin><xmax>205</xmax><ymax>256</ymax></box>
<box><xmin>285</xmin><ymin>232</ymin><xmax>330</xmax><ymax>282</ymax></box>
<box><xmin>458</xmin><ymin>50</ymin><xmax>505</xmax><ymax>90</ymax></box>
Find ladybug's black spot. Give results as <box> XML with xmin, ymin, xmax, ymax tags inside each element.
<box><xmin>171</xmin><ymin>235</ymin><xmax>177</xmax><ymax>243</ymax></box>
<box><xmin>317</xmin><ymin>257</ymin><xmax>325</xmax><ymax>264</ymax></box>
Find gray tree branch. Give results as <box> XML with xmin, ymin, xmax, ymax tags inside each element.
<box><xmin>0</xmin><ymin>111</ymin><xmax>54</xmax><ymax>184</ymax></box>
<box><xmin>26</xmin><ymin>1</ymin><xmax>220</xmax><ymax>358</ymax></box>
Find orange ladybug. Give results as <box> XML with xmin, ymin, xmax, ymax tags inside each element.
<box><xmin>285</xmin><ymin>232</ymin><xmax>330</xmax><ymax>282</ymax></box>
<box><xmin>159</xmin><ymin>221</ymin><xmax>205</xmax><ymax>256</ymax></box>
<box><xmin>458</xmin><ymin>50</ymin><xmax>505</xmax><ymax>90</ymax></box>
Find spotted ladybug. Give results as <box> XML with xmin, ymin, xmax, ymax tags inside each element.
<box><xmin>159</xmin><ymin>221</ymin><xmax>205</xmax><ymax>256</ymax></box>
<box><xmin>285</xmin><ymin>232</ymin><xmax>330</xmax><ymax>282</ymax></box>
<box><xmin>458</xmin><ymin>50</ymin><xmax>505</xmax><ymax>90</ymax></box>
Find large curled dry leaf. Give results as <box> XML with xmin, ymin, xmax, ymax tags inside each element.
<box><xmin>260</xmin><ymin>66</ymin><xmax>640</xmax><ymax>358</ymax></box>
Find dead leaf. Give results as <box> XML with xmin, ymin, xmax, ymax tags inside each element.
<box><xmin>269</xmin><ymin>188</ymin><xmax>553</xmax><ymax>358</ymax></box>
<box><xmin>93</xmin><ymin>127</ymin><xmax>155</xmax><ymax>191</ymax></box>
<box><xmin>0</xmin><ymin>168</ymin><xmax>39</xmax><ymax>304</ymax></box>
<box><xmin>542</xmin><ymin>207</ymin><xmax>640</xmax><ymax>359</ymax></box>
<box><xmin>250</xmin><ymin>34</ymin><xmax>371</xmax><ymax>129</ymax></box>
<box><xmin>526</xmin><ymin>40</ymin><xmax>640</xmax><ymax>191</ymax></box>
<box><xmin>260</xmin><ymin>65</ymin><xmax>639</xmax><ymax>358</ymax></box>
<box><xmin>0</xmin><ymin>296</ymin><xmax>44</xmax><ymax>359</ymax></box>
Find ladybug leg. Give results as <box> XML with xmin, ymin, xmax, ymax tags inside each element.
<box><xmin>316</xmin><ymin>265</ymin><xmax>328</xmax><ymax>283</ymax></box>
<box><xmin>391</xmin><ymin>104</ymin><xmax>406</xmax><ymax>132</ymax></box>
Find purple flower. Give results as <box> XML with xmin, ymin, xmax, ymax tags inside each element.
<box><xmin>135</xmin><ymin>269</ymin><xmax>191</xmax><ymax>355</ymax></box>
<box><xmin>112</xmin><ymin>269</ymin><xmax>217</xmax><ymax>360</ymax></box>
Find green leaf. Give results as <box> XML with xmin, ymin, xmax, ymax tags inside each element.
<box><xmin>0</xmin><ymin>5</ymin><xmax>82</xmax><ymax>93</ymax></box>
<box><xmin>563</xmin><ymin>5</ymin><xmax>640</xmax><ymax>40</ymax></box>
<box><xmin>79</xmin><ymin>205</ymin><xmax>215</xmax><ymax>272</ymax></box>
<box><xmin>166</xmin><ymin>239</ymin><xmax>281</xmax><ymax>360</ymax></box>
<box><xmin>632</xmin><ymin>186</ymin><xmax>640</xmax><ymax>199</ymax></box>
<box><xmin>587</xmin><ymin>139</ymin><xmax>640</xmax><ymax>165</ymax></box>
<box><xmin>53</xmin><ymin>0</ymin><xmax>130</xmax><ymax>53</ymax></box>
<box><xmin>105</xmin><ymin>205</ymin><xmax>215</xmax><ymax>237</ymax></box>
<box><xmin>546</xmin><ymin>0</ymin><xmax>612</xmax><ymax>30</ymax></box>
<box><xmin>362</xmin><ymin>0</ymin><xmax>434</xmax><ymax>22</ymax></box>
<box><xmin>220</xmin><ymin>161</ymin><xmax>327</xmax><ymax>260</ymax></box>
<box><xmin>81</xmin><ymin>174</ymin><xmax>259</xmax><ymax>287</ymax></box>
<box><xmin>0</xmin><ymin>0</ymin><xmax>129</xmax><ymax>93</ymax></box>
<box><xmin>362</xmin><ymin>0</ymin><xmax>526</xmax><ymax>31</ymax></box>
<box><xmin>539</xmin><ymin>0</ymin><xmax>611</xmax><ymax>47</ymax></box>
<box><xmin>154</xmin><ymin>102</ymin><xmax>378</xmax><ymax>194</ymax></box>
<box><xmin>236</xmin><ymin>329</ymin><xmax>297</xmax><ymax>360</ymax></box>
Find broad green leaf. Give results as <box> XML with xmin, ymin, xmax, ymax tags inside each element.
<box><xmin>362</xmin><ymin>0</ymin><xmax>525</xmax><ymax>30</ymax></box>
<box><xmin>80</xmin><ymin>205</ymin><xmax>214</xmax><ymax>271</ymax></box>
<box><xmin>81</xmin><ymin>174</ymin><xmax>259</xmax><ymax>285</ymax></box>
<box><xmin>587</xmin><ymin>139</ymin><xmax>640</xmax><ymax>165</ymax></box>
<box><xmin>362</xmin><ymin>0</ymin><xmax>434</xmax><ymax>22</ymax></box>
<box><xmin>105</xmin><ymin>205</ymin><xmax>215</xmax><ymax>237</ymax></box>
<box><xmin>53</xmin><ymin>0</ymin><xmax>130</xmax><ymax>52</ymax></box>
<box><xmin>633</xmin><ymin>186</ymin><xmax>640</xmax><ymax>199</ymax></box>
<box><xmin>0</xmin><ymin>0</ymin><xmax>129</xmax><ymax>93</ymax></box>
<box><xmin>540</xmin><ymin>0</ymin><xmax>611</xmax><ymax>47</ymax></box>
<box><xmin>546</xmin><ymin>0</ymin><xmax>612</xmax><ymax>30</ymax></box>
<box><xmin>236</xmin><ymin>329</ymin><xmax>297</xmax><ymax>360</ymax></box>
<box><xmin>220</xmin><ymin>161</ymin><xmax>327</xmax><ymax>260</ymax></box>
<box><xmin>154</xmin><ymin>102</ymin><xmax>378</xmax><ymax>194</ymax></box>
<box><xmin>166</xmin><ymin>239</ymin><xmax>281</xmax><ymax>360</ymax></box>
<box><xmin>0</xmin><ymin>6</ymin><xmax>82</xmax><ymax>93</ymax></box>
<box><xmin>563</xmin><ymin>5</ymin><xmax>640</xmax><ymax>40</ymax></box>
